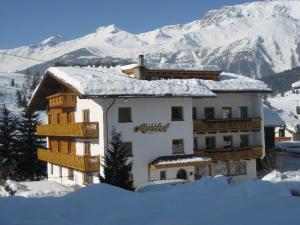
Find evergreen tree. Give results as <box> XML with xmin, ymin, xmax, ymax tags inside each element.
<box><xmin>100</xmin><ymin>128</ymin><xmax>133</xmax><ymax>190</ymax></box>
<box><xmin>0</xmin><ymin>106</ymin><xmax>17</xmax><ymax>180</ymax></box>
<box><xmin>15</xmin><ymin>109</ymin><xmax>46</xmax><ymax>180</ymax></box>
<box><xmin>10</xmin><ymin>79</ymin><xmax>14</xmax><ymax>87</ymax></box>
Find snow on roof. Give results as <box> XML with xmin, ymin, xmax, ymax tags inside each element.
<box><xmin>268</xmin><ymin>91</ymin><xmax>300</xmax><ymax>133</ymax></box>
<box><xmin>45</xmin><ymin>66</ymin><xmax>215</xmax><ymax>97</ymax></box>
<box><xmin>42</xmin><ymin>66</ymin><xmax>270</xmax><ymax>98</ymax></box>
<box><xmin>200</xmin><ymin>72</ymin><xmax>271</xmax><ymax>92</ymax></box>
<box><xmin>292</xmin><ymin>81</ymin><xmax>300</xmax><ymax>89</ymax></box>
<box><xmin>263</xmin><ymin>105</ymin><xmax>284</xmax><ymax>127</ymax></box>
<box><xmin>147</xmin><ymin>63</ymin><xmax>221</xmax><ymax>71</ymax></box>
<box><xmin>154</xmin><ymin>156</ymin><xmax>211</xmax><ymax>166</ymax></box>
<box><xmin>276</xmin><ymin>141</ymin><xmax>300</xmax><ymax>154</ymax></box>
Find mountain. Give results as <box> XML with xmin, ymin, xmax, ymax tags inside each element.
<box><xmin>0</xmin><ymin>1</ymin><xmax>300</xmax><ymax>78</ymax></box>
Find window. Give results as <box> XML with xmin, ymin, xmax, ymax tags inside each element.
<box><xmin>118</xmin><ymin>107</ymin><xmax>132</xmax><ymax>123</ymax></box>
<box><xmin>68</xmin><ymin>169</ymin><xmax>74</xmax><ymax>180</ymax></box>
<box><xmin>84</xmin><ymin>142</ymin><xmax>91</xmax><ymax>155</ymax></box>
<box><xmin>160</xmin><ymin>171</ymin><xmax>166</xmax><ymax>180</ymax></box>
<box><xmin>121</xmin><ymin>142</ymin><xmax>133</xmax><ymax>157</ymax></box>
<box><xmin>227</xmin><ymin>161</ymin><xmax>247</xmax><ymax>176</ymax></box>
<box><xmin>172</xmin><ymin>139</ymin><xmax>184</xmax><ymax>154</ymax></box>
<box><xmin>84</xmin><ymin>173</ymin><xmax>93</xmax><ymax>184</ymax></box>
<box><xmin>223</xmin><ymin>136</ymin><xmax>233</xmax><ymax>148</ymax></box>
<box><xmin>204</xmin><ymin>107</ymin><xmax>215</xmax><ymax>120</ymax></box>
<box><xmin>211</xmin><ymin>161</ymin><xmax>247</xmax><ymax>176</ymax></box>
<box><xmin>205</xmin><ymin>136</ymin><xmax>216</xmax><ymax>149</ymax></box>
<box><xmin>239</xmin><ymin>106</ymin><xmax>248</xmax><ymax>119</ymax></box>
<box><xmin>171</xmin><ymin>106</ymin><xmax>184</xmax><ymax>121</ymax></box>
<box><xmin>193</xmin><ymin>137</ymin><xmax>198</xmax><ymax>150</ymax></box>
<box><xmin>222</xmin><ymin>107</ymin><xmax>232</xmax><ymax>119</ymax></box>
<box><xmin>83</xmin><ymin>109</ymin><xmax>90</xmax><ymax>122</ymax></box>
<box><xmin>240</xmin><ymin>134</ymin><xmax>249</xmax><ymax>147</ymax></box>
<box><xmin>192</xmin><ymin>107</ymin><xmax>197</xmax><ymax>120</ymax></box>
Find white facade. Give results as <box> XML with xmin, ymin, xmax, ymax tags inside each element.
<box><xmin>47</xmin><ymin>92</ymin><xmax>264</xmax><ymax>187</ymax></box>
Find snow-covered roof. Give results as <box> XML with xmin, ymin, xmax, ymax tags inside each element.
<box><xmin>147</xmin><ymin>63</ymin><xmax>221</xmax><ymax>71</ymax></box>
<box><xmin>292</xmin><ymin>81</ymin><xmax>300</xmax><ymax>89</ymax></box>
<box><xmin>47</xmin><ymin>66</ymin><xmax>270</xmax><ymax>95</ymax></box>
<box><xmin>29</xmin><ymin>66</ymin><xmax>271</xmax><ymax>110</ymax></box>
<box><xmin>263</xmin><ymin>105</ymin><xmax>284</xmax><ymax>127</ymax></box>
<box><xmin>45</xmin><ymin>66</ymin><xmax>215</xmax><ymax>97</ymax></box>
<box><xmin>276</xmin><ymin>141</ymin><xmax>300</xmax><ymax>154</ymax></box>
<box><xmin>149</xmin><ymin>154</ymin><xmax>211</xmax><ymax>169</ymax></box>
<box><xmin>268</xmin><ymin>91</ymin><xmax>300</xmax><ymax>133</ymax></box>
<box><xmin>200</xmin><ymin>73</ymin><xmax>271</xmax><ymax>93</ymax></box>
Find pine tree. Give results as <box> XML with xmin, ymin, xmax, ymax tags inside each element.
<box><xmin>10</xmin><ymin>79</ymin><xmax>15</xmax><ymax>87</ymax></box>
<box><xmin>14</xmin><ymin>109</ymin><xmax>46</xmax><ymax>180</ymax></box>
<box><xmin>0</xmin><ymin>106</ymin><xmax>17</xmax><ymax>181</ymax></box>
<box><xmin>100</xmin><ymin>128</ymin><xmax>133</xmax><ymax>190</ymax></box>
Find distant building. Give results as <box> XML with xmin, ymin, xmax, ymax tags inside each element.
<box><xmin>28</xmin><ymin>55</ymin><xmax>271</xmax><ymax>187</ymax></box>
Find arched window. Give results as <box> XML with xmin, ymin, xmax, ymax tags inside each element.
<box><xmin>176</xmin><ymin>169</ymin><xmax>187</xmax><ymax>180</ymax></box>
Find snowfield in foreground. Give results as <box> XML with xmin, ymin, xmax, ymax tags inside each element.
<box><xmin>0</xmin><ymin>171</ymin><xmax>300</xmax><ymax>225</ymax></box>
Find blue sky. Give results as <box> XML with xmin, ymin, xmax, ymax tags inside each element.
<box><xmin>0</xmin><ymin>0</ymin><xmax>259</xmax><ymax>48</ymax></box>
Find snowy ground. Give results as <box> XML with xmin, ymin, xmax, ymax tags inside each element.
<box><xmin>0</xmin><ymin>171</ymin><xmax>299</xmax><ymax>225</ymax></box>
<box><xmin>0</xmin><ymin>180</ymin><xmax>76</xmax><ymax>198</ymax></box>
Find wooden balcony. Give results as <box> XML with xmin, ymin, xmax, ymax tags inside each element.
<box><xmin>37</xmin><ymin>148</ymin><xmax>100</xmax><ymax>172</ymax></box>
<box><xmin>47</xmin><ymin>93</ymin><xmax>76</xmax><ymax>108</ymax></box>
<box><xmin>36</xmin><ymin>122</ymin><xmax>99</xmax><ymax>138</ymax></box>
<box><xmin>195</xmin><ymin>145</ymin><xmax>263</xmax><ymax>161</ymax></box>
<box><xmin>193</xmin><ymin>117</ymin><xmax>261</xmax><ymax>133</ymax></box>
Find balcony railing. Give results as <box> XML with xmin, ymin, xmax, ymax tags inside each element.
<box><xmin>193</xmin><ymin>117</ymin><xmax>261</xmax><ymax>133</ymax></box>
<box><xmin>37</xmin><ymin>148</ymin><xmax>100</xmax><ymax>172</ymax></box>
<box><xmin>47</xmin><ymin>93</ymin><xmax>76</xmax><ymax>108</ymax></box>
<box><xmin>36</xmin><ymin>122</ymin><xmax>99</xmax><ymax>138</ymax></box>
<box><xmin>195</xmin><ymin>145</ymin><xmax>263</xmax><ymax>161</ymax></box>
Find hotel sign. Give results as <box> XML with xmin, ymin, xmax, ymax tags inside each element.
<box><xmin>133</xmin><ymin>123</ymin><xmax>170</xmax><ymax>134</ymax></box>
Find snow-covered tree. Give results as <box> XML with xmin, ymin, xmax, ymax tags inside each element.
<box><xmin>100</xmin><ymin>127</ymin><xmax>133</xmax><ymax>190</ymax></box>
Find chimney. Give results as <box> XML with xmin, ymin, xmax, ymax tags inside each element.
<box><xmin>134</xmin><ymin>55</ymin><xmax>146</xmax><ymax>80</ymax></box>
<box><xmin>138</xmin><ymin>54</ymin><xmax>144</xmax><ymax>67</ymax></box>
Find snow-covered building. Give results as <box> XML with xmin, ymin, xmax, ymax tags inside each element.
<box><xmin>28</xmin><ymin>56</ymin><xmax>271</xmax><ymax>187</ymax></box>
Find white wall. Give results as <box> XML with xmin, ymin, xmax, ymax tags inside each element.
<box><xmin>192</xmin><ymin>93</ymin><xmax>262</xmax><ymax>119</ymax></box>
<box><xmin>101</xmin><ymin>97</ymin><xmax>194</xmax><ymax>187</ymax></box>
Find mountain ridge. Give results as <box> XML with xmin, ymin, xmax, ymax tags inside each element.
<box><xmin>0</xmin><ymin>0</ymin><xmax>299</xmax><ymax>78</ymax></box>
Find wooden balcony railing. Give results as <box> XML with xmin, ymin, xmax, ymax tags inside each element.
<box><xmin>47</xmin><ymin>93</ymin><xmax>76</xmax><ymax>108</ymax></box>
<box><xmin>37</xmin><ymin>148</ymin><xmax>100</xmax><ymax>172</ymax></box>
<box><xmin>195</xmin><ymin>145</ymin><xmax>263</xmax><ymax>161</ymax></box>
<box><xmin>193</xmin><ymin>117</ymin><xmax>261</xmax><ymax>133</ymax></box>
<box><xmin>36</xmin><ymin>122</ymin><xmax>99</xmax><ymax>138</ymax></box>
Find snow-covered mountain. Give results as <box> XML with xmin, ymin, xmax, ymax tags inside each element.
<box><xmin>0</xmin><ymin>0</ymin><xmax>300</xmax><ymax>78</ymax></box>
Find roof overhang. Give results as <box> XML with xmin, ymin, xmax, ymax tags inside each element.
<box><xmin>27</xmin><ymin>71</ymin><xmax>82</xmax><ymax>111</ymax></box>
